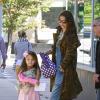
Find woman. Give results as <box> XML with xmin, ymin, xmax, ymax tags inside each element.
<box><xmin>14</xmin><ymin>31</ymin><xmax>33</xmax><ymax>76</ymax></box>
<box><xmin>50</xmin><ymin>10</ymin><xmax>83</xmax><ymax>100</ymax></box>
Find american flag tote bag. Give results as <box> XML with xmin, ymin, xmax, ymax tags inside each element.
<box><xmin>39</xmin><ymin>53</ymin><xmax>56</xmax><ymax>78</ymax></box>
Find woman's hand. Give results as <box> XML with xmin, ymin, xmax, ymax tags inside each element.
<box><xmin>93</xmin><ymin>73</ymin><xmax>100</xmax><ymax>83</ymax></box>
<box><xmin>45</xmin><ymin>49</ymin><xmax>53</xmax><ymax>55</ymax></box>
<box><xmin>59</xmin><ymin>66</ymin><xmax>64</xmax><ymax>72</ymax></box>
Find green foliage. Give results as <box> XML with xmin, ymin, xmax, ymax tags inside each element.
<box><xmin>84</xmin><ymin>0</ymin><xmax>100</xmax><ymax>25</ymax></box>
<box><xmin>94</xmin><ymin>3</ymin><xmax>100</xmax><ymax>18</ymax></box>
<box><xmin>3</xmin><ymin>0</ymin><xmax>52</xmax><ymax>32</ymax></box>
<box><xmin>84</xmin><ymin>1</ymin><xmax>92</xmax><ymax>25</ymax></box>
<box><xmin>67</xmin><ymin>0</ymin><xmax>100</xmax><ymax>30</ymax></box>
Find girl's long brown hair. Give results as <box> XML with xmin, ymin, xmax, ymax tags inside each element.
<box><xmin>20</xmin><ymin>51</ymin><xmax>40</xmax><ymax>72</ymax></box>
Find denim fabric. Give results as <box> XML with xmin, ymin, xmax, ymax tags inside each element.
<box><xmin>55</xmin><ymin>47</ymin><xmax>61</xmax><ymax>69</ymax></box>
<box><xmin>97</xmin><ymin>89</ymin><xmax>100</xmax><ymax>100</ymax></box>
<box><xmin>0</xmin><ymin>36</ymin><xmax>7</xmax><ymax>60</ymax></box>
<box><xmin>14</xmin><ymin>38</ymin><xmax>33</xmax><ymax>60</ymax></box>
<box><xmin>50</xmin><ymin>47</ymin><xmax>63</xmax><ymax>100</ymax></box>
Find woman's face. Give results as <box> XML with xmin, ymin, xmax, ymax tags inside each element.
<box><xmin>25</xmin><ymin>55</ymin><xmax>36</xmax><ymax>69</ymax></box>
<box><xmin>58</xmin><ymin>16</ymin><xmax>68</xmax><ymax>32</ymax></box>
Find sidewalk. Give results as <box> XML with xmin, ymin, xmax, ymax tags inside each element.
<box><xmin>0</xmin><ymin>79</ymin><xmax>18</xmax><ymax>100</ymax></box>
<box><xmin>0</xmin><ymin>69</ymin><xmax>51</xmax><ymax>100</ymax></box>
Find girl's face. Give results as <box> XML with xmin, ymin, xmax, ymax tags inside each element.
<box><xmin>58</xmin><ymin>16</ymin><xmax>68</xmax><ymax>32</ymax></box>
<box><xmin>25</xmin><ymin>55</ymin><xmax>36</xmax><ymax>69</ymax></box>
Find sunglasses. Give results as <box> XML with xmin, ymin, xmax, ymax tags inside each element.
<box><xmin>58</xmin><ymin>20</ymin><xmax>67</xmax><ymax>24</ymax></box>
<box><xmin>93</xmin><ymin>24</ymin><xmax>100</xmax><ymax>27</ymax></box>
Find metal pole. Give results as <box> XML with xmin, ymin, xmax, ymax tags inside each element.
<box><xmin>0</xmin><ymin>4</ymin><xmax>2</xmax><ymax>36</ymax></box>
<box><xmin>91</xmin><ymin>0</ymin><xmax>95</xmax><ymax>67</ymax></box>
<box><xmin>74</xmin><ymin>0</ymin><xmax>78</xmax><ymax>32</ymax></box>
<box><xmin>65</xmin><ymin>0</ymin><xmax>68</xmax><ymax>10</ymax></box>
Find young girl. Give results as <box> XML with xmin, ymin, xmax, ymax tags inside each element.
<box><xmin>17</xmin><ymin>51</ymin><xmax>41</xmax><ymax>100</ymax></box>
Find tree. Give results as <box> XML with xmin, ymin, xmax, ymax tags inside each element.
<box><xmin>94</xmin><ymin>2</ymin><xmax>100</xmax><ymax>18</ymax></box>
<box><xmin>78</xmin><ymin>2</ymin><xmax>84</xmax><ymax>30</ymax></box>
<box><xmin>84</xmin><ymin>0</ymin><xmax>100</xmax><ymax>25</ymax></box>
<box><xmin>3</xmin><ymin>0</ymin><xmax>52</xmax><ymax>45</ymax></box>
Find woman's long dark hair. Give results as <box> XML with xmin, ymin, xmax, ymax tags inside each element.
<box><xmin>20</xmin><ymin>51</ymin><xmax>39</xmax><ymax>72</ymax></box>
<box><xmin>58</xmin><ymin>10</ymin><xmax>77</xmax><ymax>34</ymax></box>
<box><xmin>57</xmin><ymin>10</ymin><xmax>79</xmax><ymax>47</ymax></box>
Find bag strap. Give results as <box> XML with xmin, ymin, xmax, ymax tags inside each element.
<box><xmin>39</xmin><ymin>53</ymin><xmax>56</xmax><ymax>68</ymax></box>
<box><xmin>39</xmin><ymin>53</ymin><xmax>50</xmax><ymax>66</ymax></box>
<box><xmin>27</xmin><ymin>42</ymin><xmax>30</xmax><ymax>51</ymax></box>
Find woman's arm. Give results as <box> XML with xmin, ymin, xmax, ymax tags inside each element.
<box><xmin>61</xmin><ymin>47</ymin><xmax>77</xmax><ymax>70</ymax></box>
<box><xmin>45</xmin><ymin>49</ymin><xmax>53</xmax><ymax>55</ymax></box>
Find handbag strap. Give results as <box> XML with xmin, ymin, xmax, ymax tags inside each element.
<box><xmin>27</xmin><ymin>42</ymin><xmax>30</xmax><ymax>51</ymax></box>
<box><xmin>39</xmin><ymin>53</ymin><xmax>50</xmax><ymax>67</ymax></box>
<box><xmin>39</xmin><ymin>53</ymin><xmax>55</xmax><ymax>68</ymax></box>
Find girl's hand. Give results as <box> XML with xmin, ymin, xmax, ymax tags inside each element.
<box><xmin>19</xmin><ymin>81</ymin><xmax>25</xmax><ymax>85</ymax></box>
<box><xmin>35</xmin><ymin>80</ymin><xmax>40</xmax><ymax>86</ymax></box>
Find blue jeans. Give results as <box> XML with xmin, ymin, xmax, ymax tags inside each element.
<box><xmin>50</xmin><ymin>47</ymin><xmax>63</xmax><ymax>100</ymax></box>
<box><xmin>50</xmin><ymin>70</ymin><xmax>63</xmax><ymax>100</ymax></box>
<box><xmin>97</xmin><ymin>89</ymin><xmax>100</xmax><ymax>100</ymax></box>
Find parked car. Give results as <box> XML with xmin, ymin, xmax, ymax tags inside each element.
<box><xmin>80</xmin><ymin>26</ymin><xmax>92</xmax><ymax>38</ymax></box>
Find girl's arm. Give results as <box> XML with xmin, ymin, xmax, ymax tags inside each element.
<box><xmin>35</xmin><ymin>68</ymin><xmax>41</xmax><ymax>86</ymax></box>
<box><xmin>36</xmin><ymin>68</ymin><xmax>41</xmax><ymax>81</ymax></box>
<box><xmin>18</xmin><ymin>72</ymin><xmax>38</xmax><ymax>85</ymax></box>
<box><xmin>16</xmin><ymin>67</ymin><xmax>21</xmax><ymax>80</ymax></box>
